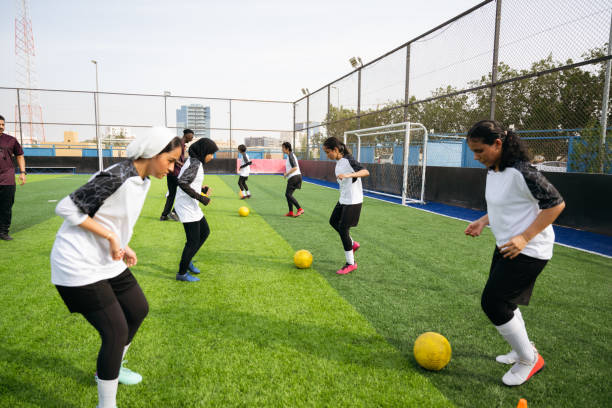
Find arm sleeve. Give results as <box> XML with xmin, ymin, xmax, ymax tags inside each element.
<box><xmin>178</xmin><ymin>159</ymin><xmax>209</xmax><ymax>204</ymax></box>
<box><xmin>55</xmin><ymin>195</ymin><xmax>89</xmax><ymax>226</ymax></box>
<box><xmin>12</xmin><ymin>139</ymin><xmax>24</xmax><ymax>156</ymax></box>
<box><xmin>346</xmin><ymin>155</ymin><xmax>365</xmax><ymax>183</ymax></box>
<box><xmin>288</xmin><ymin>154</ymin><xmax>297</xmax><ymax>168</ymax></box>
<box><xmin>517</xmin><ymin>163</ymin><xmax>564</xmax><ymax>209</ymax></box>
<box><xmin>239</xmin><ymin>154</ymin><xmax>251</xmax><ymax>168</ymax></box>
<box><xmin>69</xmin><ymin>171</ymin><xmax>125</xmax><ymax>217</ymax></box>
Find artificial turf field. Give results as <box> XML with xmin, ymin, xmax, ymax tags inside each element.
<box><xmin>0</xmin><ymin>174</ymin><xmax>610</xmax><ymax>408</ymax></box>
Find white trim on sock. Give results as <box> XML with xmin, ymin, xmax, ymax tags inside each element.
<box><xmin>345</xmin><ymin>250</ymin><xmax>354</xmax><ymax>265</ymax></box>
<box><xmin>97</xmin><ymin>377</ymin><xmax>119</xmax><ymax>408</ymax></box>
<box><xmin>496</xmin><ymin>315</ymin><xmax>535</xmax><ymax>363</ymax></box>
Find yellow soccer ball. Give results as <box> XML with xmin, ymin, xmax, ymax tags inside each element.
<box><xmin>238</xmin><ymin>206</ymin><xmax>250</xmax><ymax>217</ymax></box>
<box><xmin>413</xmin><ymin>332</ymin><xmax>452</xmax><ymax>371</ymax></box>
<box><xmin>294</xmin><ymin>249</ymin><xmax>313</xmax><ymax>269</ymax></box>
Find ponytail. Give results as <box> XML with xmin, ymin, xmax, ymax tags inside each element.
<box><xmin>323</xmin><ymin>137</ymin><xmax>351</xmax><ymax>156</ymax></box>
<box><xmin>467</xmin><ymin>120</ymin><xmax>530</xmax><ymax>170</ymax></box>
<box><xmin>282</xmin><ymin>142</ymin><xmax>292</xmax><ymax>152</ymax></box>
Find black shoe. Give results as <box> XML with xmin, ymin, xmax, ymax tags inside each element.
<box><xmin>169</xmin><ymin>212</ymin><xmax>180</xmax><ymax>222</ymax></box>
<box><xmin>0</xmin><ymin>233</ymin><xmax>13</xmax><ymax>241</ymax></box>
<box><xmin>160</xmin><ymin>215</ymin><xmax>169</xmax><ymax>221</ymax></box>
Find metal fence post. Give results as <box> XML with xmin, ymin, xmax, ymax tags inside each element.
<box><xmin>93</xmin><ymin>91</ymin><xmax>102</xmax><ymax>172</ymax></box>
<box><xmin>599</xmin><ymin>13</ymin><xmax>612</xmax><ymax>173</ymax></box>
<box><xmin>404</xmin><ymin>44</ymin><xmax>411</xmax><ymax>122</ymax></box>
<box><xmin>306</xmin><ymin>95</ymin><xmax>310</xmax><ymax>159</ymax></box>
<box><xmin>229</xmin><ymin>99</ymin><xmax>233</xmax><ymax>157</ymax></box>
<box><xmin>16</xmin><ymin>88</ymin><xmax>23</xmax><ymax>145</ymax></box>
<box><xmin>490</xmin><ymin>0</ymin><xmax>502</xmax><ymax>120</ymax></box>
<box><xmin>357</xmin><ymin>68</ymin><xmax>362</xmax><ymax>130</ymax></box>
<box><xmin>292</xmin><ymin>102</ymin><xmax>296</xmax><ymax>150</ymax></box>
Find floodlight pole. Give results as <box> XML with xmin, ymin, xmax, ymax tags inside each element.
<box><xmin>92</xmin><ymin>60</ymin><xmax>103</xmax><ymax>172</ymax></box>
<box><xmin>229</xmin><ymin>99</ymin><xmax>233</xmax><ymax>157</ymax></box>
<box><xmin>490</xmin><ymin>0</ymin><xmax>502</xmax><ymax>120</ymax></box>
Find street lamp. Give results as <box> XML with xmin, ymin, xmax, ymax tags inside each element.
<box><xmin>349</xmin><ymin>57</ymin><xmax>363</xmax><ymax>69</ymax></box>
<box><xmin>301</xmin><ymin>88</ymin><xmax>309</xmax><ymax>96</ymax></box>
<box><xmin>91</xmin><ymin>60</ymin><xmax>103</xmax><ymax>172</ymax></box>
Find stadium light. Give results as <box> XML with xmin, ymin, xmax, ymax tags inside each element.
<box><xmin>301</xmin><ymin>88</ymin><xmax>310</xmax><ymax>95</ymax></box>
<box><xmin>349</xmin><ymin>57</ymin><xmax>363</xmax><ymax>68</ymax></box>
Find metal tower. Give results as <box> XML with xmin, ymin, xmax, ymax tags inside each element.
<box><xmin>14</xmin><ymin>0</ymin><xmax>45</xmax><ymax>144</ymax></box>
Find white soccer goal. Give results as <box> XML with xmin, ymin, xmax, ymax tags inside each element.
<box><xmin>343</xmin><ymin>122</ymin><xmax>428</xmax><ymax>205</ymax></box>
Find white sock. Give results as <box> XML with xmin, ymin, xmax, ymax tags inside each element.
<box><xmin>514</xmin><ymin>307</ymin><xmax>524</xmax><ymax>325</ymax></box>
<box><xmin>246</xmin><ymin>190</ymin><xmax>250</xmax><ymax>195</ymax></box>
<box><xmin>97</xmin><ymin>378</ymin><xmax>119</xmax><ymax>408</ymax></box>
<box><xmin>345</xmin><ymin>250</ymin><xmax>354</xmax><ymax>265</ymax></box>
<box><xmin>122</xmin><ymin>343</ymin><xmax>130</xmax><ymax>361</ymax></box>
<box><xmin>496</xmin><ymin>314</ymin><xmax>535</xmax><ymax>363</ymax></box>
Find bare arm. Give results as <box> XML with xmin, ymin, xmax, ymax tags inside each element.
<box><xmin>16</xmin><ymin>155</ymin><xmax>26</xmax><ymax>185</ymax></box>
<box><xmin>78</xmin><ymin>216</ymin><xmax>124</xmax><ymax>260</ymax></box>
<box><xmin>464</xmin><ymin>214</ymin><xmax>489</xmax><ymax>237</ymax></box>
<box><xmin>338</xmin><ymin>169</ymin><xmax>370</xmax><ymax>179</ymax></box>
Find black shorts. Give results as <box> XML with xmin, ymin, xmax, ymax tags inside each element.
<box><xmin>484</xmin><ymin>247</ymin><xmax>548</xmax><ymax>305</ymax></box>
<box><xmin>55</xmin><ymin>269</ymin><xmax>139</xmax><ymax>314</ymax></box>
<box><xmin>287</xmin><ymin>175</ymin><xmax>302</xmax><ymax>191</ymax></box>
<box><xmin>330</xmin><ymin>202</ymin><xmax>362</xmax><ymax>228</ymax></box>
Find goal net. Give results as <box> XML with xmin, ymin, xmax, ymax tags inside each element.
<box><xmin>343</xmin><ymin>122</ymin><xmax>428</xmax><ymax>204</ymax></box>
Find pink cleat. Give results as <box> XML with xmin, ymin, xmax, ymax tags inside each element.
<box><xmin>352</xmin><ymin>241</ymin><xmax>360</xmax><ymax>253</ymax></box>
<box><xmin>284</xmin><ymin>211</ymin><xmax>295</xmax><ymax>217</ymax></box>
<box><xmin>295</xmin><ymin>208</ymin><xmax>304</xmax><ymax>217</ymax></box>
<box><xmin>336</xmin><ymin>263</ymin><xmax>357</xmax><ymax>275</ymax></box>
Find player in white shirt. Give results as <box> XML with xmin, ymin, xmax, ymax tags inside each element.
<box><xmin>322</xmin><ymin>137</ymin><xmax>370</xmax><ymax>275</ymax></box>
<box><xmin>281</xmin><ymin>142</ymin><xmax>304</xmax><ymax>217</ymax></box>
<box><xmin>464</xmin><ymin>120</ymin><xmax>565</xmax><ymax>386</ymax></box>
<box><xmin>174</xmin><ymin>138</ymin><xmax>218</xmax><ymax>282</ymax></box>
<box><xmin>237</xmin><ymin>144</ymin><xmax>252</xmax><ymax>199</ymax></box>
<box><xmin>50</xmin><ymin>129</ymin><xmax>182</xmax><ymax>408</ymax></box>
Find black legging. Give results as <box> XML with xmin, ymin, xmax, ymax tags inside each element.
<box><xmin>481</xmin><ymin>248</ymin><xmax>547</xmax><ymax>326</ymax></box>
<box><xmin>83</xmin><ymin>284</ymin><xmax>149</xmax><ymax>380</ymax></box>
<box><xmin>238</xmin><ymin>176</ymin><xmax>249</xmax><ymax>192</ymax></box>
<box><xmin>179</xmin><ymin>216</ymin><xmax>210</xmax><ymax>275</ymax></box>
<box><xmin>161</xmin><ymin>174</ymin><xmax>179</xmax><ymax>217</ymax></box>
<box><xmin>329</xmin><ymin>205</ymin><xmax>353</xmax><ymax>251</ymax></box>
<box><xmin>285</xmin><ymin>185</ymin><xmax>301</xmax><ymax>212</ymax></box>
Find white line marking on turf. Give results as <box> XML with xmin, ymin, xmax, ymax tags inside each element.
<box><xmin>48</xmin><ymin>200</ymin><xmax>58</xmax><ymax>202</ymax></box>
<box><xmin>303</xmin><ymin>179</ymin><xmax>612</xmax><ymax>259</ymax></box>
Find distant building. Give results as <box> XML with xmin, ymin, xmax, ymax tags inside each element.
<box><xmin>176</xmin><ymin>104</ymin><xmax>210</xmax><ymax>138</ymax></box>
<box><xmin>244</xmin><ymin>136</ymin><xmax>279</xmax><ymax>147</ymax></box>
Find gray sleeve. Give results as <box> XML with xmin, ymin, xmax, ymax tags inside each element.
<box><xmin>516</xmin><ymin>162</ymin><xmax>564</xmax><ymax>209</ymax></box>
<box><xmin>288</xmin><ymin>154</ymin><xmax>297</xmax><ymax>168</ymax></box>
<box><xmin>178</xmin><ymin>159</ymin><xmax>209</xmax><ymax>204</ymax></box>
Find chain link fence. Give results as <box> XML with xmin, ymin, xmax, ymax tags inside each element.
<box><xmin>294</xmin><ymin>0</ymin><xmax>612</xmax><ymax>175</ymax></box>
<box><xmin>0</xmin><ymin>87</ymin><xmax>293</xmax><ymax>169</ymax></box>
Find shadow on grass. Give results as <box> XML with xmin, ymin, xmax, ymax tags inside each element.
<box><xmin>0</xmin><ymin>346</ymin><xmax>89</xmax><ymax>408</ymax></box>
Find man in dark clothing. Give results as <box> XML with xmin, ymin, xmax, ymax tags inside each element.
<box><xmin>160</xmin><ymin>129</ymin><xmax>194</xmax><ymax>221</ymax></box>
<box><xmin>0</xmin><ymin>115</ymin><xmax>27</xmax><ymax>240</ymax></box>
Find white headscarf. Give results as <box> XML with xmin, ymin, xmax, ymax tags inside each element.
<box><xmin>126</xmin><ymin>126</ymin><xmax>175</xmax><ymax>159</ymax></box>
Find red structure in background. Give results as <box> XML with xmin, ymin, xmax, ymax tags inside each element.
<box><xmin>14</xmin><ymin>0</ymin><xmax>45</xmax><ymax>145</ymax></box>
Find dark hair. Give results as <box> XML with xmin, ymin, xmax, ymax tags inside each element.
<box><xmin>0</xmin><ymin>115</ymin><xmax>5</xmax><ymax>122</ymax></box>
<box><xmin>238</xmin><ymin>144</ymin><xmax>246</xmax><ymax>152</ymax></box>
<box><xmin>467</xmin><ymin>120</ymin><xmax>530</xmax><ymax>170</ymax></box>
<box><xmin>282</xmin><ymin>142</ymin><xmax>292</xmax><ymax>152</ymax></box>
<box><xmin>159</xmin><ymin>137</ymin><xmax>183</xmax><ymax>154</ymax></box>
<box><xmin>323</xmin><ymin>136</ymin><xmax>351</xmax><ymax>156</ymax></box>
<box><xmin>183</xmin><ymin>129</ymin><xmax>194</xmax><ymax>135</ymax></box>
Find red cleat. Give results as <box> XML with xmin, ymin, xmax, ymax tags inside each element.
<box><xmin>295</xmin><ymin>208</ymin><xmax>304</xmax><ymax>217</ymax></box>
<box><xmin>336</xmin><ymin>263</ymin><xmax>357</xmax><ymax>275</ymax></box>
<box><xmin>502</xmin><ymin>352</ymin><xmax>545</xmax><ymax>386</ymax></box>
<box><xmin>284</xmin><ymin>211</ymin><xmax>295</xmax><ymax>217</ymax></box>
<box><xmin>352</xmin><ymin>241</ymin><xmax>360</xmax><ymax>253</ymax></box>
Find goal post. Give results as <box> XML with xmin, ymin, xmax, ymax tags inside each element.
<box><xmin>343</xmin><ymin>122</ymin><xmax>428</xmax><ymax>205</ymax></box>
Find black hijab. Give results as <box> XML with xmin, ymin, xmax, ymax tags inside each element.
<box><xmin>188</xmin><ymin>138</ymin><xmax>219</xmax><ymax>163</ymax></box>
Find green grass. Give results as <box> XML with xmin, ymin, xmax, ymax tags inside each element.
<box><xmin>0</xmin><ymin>174</ymin><xmax>610</xmax><ymax>407</ymax></box>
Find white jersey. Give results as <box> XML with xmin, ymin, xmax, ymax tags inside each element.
<box><xmin>174</xmin><ymin>157</ymin><xmax>205</xmax><ymax>223</ymax></box>
<box><xmin>285</xmin><ymin>153</ymin><xmax>301</xmax><ymax>179</ymax></box>
<box><xmin>51</xmin><ymin>161</ymin><xmax>150</xmax><ymax>287</ymax></box>
<box><xmin>486</xmin><ymin>161</ymin><xmax>563</xmax><ymax>260</ymax></box>
<box><xmin>239</xmin><ymin>152</ymin><xmax>251</xmax><ymax>177</ymax></box>
<box><xmin>335</xmin><ymin>154</ymin><xmax>365</xmax><ymax>205</ymax></box>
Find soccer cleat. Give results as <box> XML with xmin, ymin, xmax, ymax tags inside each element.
<box><xmin>0</xmin><ymin>233</ymin><xmax>13</xmax><ymax>241</ymax></box>
<box><xmin>352</xmin><ymin>241</ymin><xmax>360</xmax><ymax>253</ymax></box>
<box><xmin>159</xmin><ymin>215</ymin><xmax>169</xmax><ymax>221</ymax></box>
<box><xmin>285</xmin><ymin>211</ymin><xmax>295</xmax><ymax>217</ymax></box>
<box><xmin>502</xmin><ymin>352</ymin><xmax>545</xmax><ymax>386</ymax></box>
<box><xmin>95</xmin><ymin>360</ymin><xmax>142</xmax><ymax>385</ymax></box>
<box><xmin>496</xmin><ymin>342</ymin><xmax>536</xmax><ymax>365</ymax></box>
<box><xmin>176</xmin><ymin>272</ymin><xmax>200</xmax><ymax>282</ymax></box>
<box><xmin>188</xmin><ymin>261</ymin><xmax>201</xmax><ymax>274</ymax></box>
<box><xmin>336</xmin><ymin>263</ymin><xmax>357</xmax><ymax>275</ymax></box>
<box><xmin>240</xmin><ymin>195</ymin><xmax>247</xmax><ymax>200</ymax></box>
<box><xmin>246</xmin><ymin>195</ymin><xmax>251</xmax><ymax>199</ymax></box>
<box><xmin>168</xmin><ymin>212</ymin><xmax>180</xmax><ymax>222</ymax></box>
<box><xmin>295</xmin><ymin>208</ymin><xmax>304</xmax><ymax>217</ymax></box>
